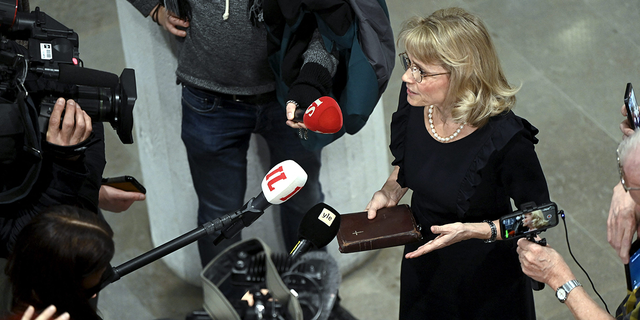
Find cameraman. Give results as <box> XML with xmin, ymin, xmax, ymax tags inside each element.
<box><xmin>517</xmin><ymin>130</ymin><xmax>640</xmax><ymax>320</ymax></box>
<box><xmin>0</xmin><ymin>97</ymin><xmax>96</xmax><ymax>256</ymax></box>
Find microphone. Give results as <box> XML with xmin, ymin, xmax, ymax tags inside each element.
<box><xmin>214</xmin><ymin>159</ymin><xmax>308</xmax><ymax>244</ymax></box>
<box><xmin>290</xmin><ymin>203</ymin><xmax>341</xmax><ymax>260</ymax></box>
<box><xmin>293</xmin><ymin>96</ymin><xmax>343</xmax><ymax>134</ymax></box>
<box><xmin>95</xmin><ymin>160</ymin><xmax>309</xmax><ymax>291</ymax></box>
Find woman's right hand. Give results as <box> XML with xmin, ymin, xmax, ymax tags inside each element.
<box><xmin>21</xmin><ymin>305</ymin><xmax>69</xmax><ymax>320</ymax></box>
<box><xmin>366</xmin><ymin>190</ymin><xmax>397</xmax><ymax>220</ymax></box>
<box><xmin>366</xmin><ymin>166</ymin><xmax>407</xmax><ymax>219</ymax></box>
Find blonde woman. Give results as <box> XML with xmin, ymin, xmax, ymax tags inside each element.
<box><xmin>366</xmin><ymin>7</ymin><xmax>550</xmax><ymax>319</ymax></box>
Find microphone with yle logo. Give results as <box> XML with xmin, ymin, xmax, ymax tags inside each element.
<box><xmin>290</xmin><ymin>203</ymin><xmax>341</xmax><ymax>260</ymax></box>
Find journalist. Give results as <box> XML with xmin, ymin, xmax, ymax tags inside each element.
<box><xmin>0</xmin><ymin>98</ymin><xmax>126</xmax><ymax>316</ymax></box>
<box><xmin>5</xmin><ymin>205</ymin><xmax>114</xmax><ymax>320</ymax></box>
<box><xmin>608</xmin><ymin>103</ymin><xmax>639</xmax><ymax>264</ymax></box>
<box><xmin>0</xmin><ymin>98</ymin><xmax>94</xmax><ymax>256</ymax></box>
<box><xmin>518</xmin><ymin>130</ymin><xmax>640</xmax><ymax>319</ymax></box>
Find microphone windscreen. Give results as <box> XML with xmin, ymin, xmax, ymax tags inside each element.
<box><xmin>298</xmin><ymin>203</ymin><xmax>341</xmax><ymax>248</ymax></box>
<box><xmin>261</xmin><ymin>160</ymin><xmax>308</xmax><ymax>205</ymax></box>
<box><xmin>58</xmin><ymin>64</ymin><xmax>119</xmax><ymax>88</ymax></box>
<box><xmin>303</xmin><ymin>96</ymin><xmax>343</xmax><ymax>134</ymax></box>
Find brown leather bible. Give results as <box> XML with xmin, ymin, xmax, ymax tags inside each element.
<box><xmin>337</xmin><ymin>204</ymin><xmax>422</xmax><ymax>253</ymax></box>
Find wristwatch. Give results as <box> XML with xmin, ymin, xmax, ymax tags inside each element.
<box><xmin>556</xmin><ymin>279</ymin><xmax>581</xmax><ymax>303</ymax></box>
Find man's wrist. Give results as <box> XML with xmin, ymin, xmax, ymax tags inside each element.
<box><xmin>555</xmin><ymin>279</ymin><xmax>582</xmax><ymax>303</ymax></box>
<box><xmin>548</xmin><ymin>267</ymin><xmax>577</xmax><ymax>289</ymax></box>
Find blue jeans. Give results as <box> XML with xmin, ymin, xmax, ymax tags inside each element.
<box><xmin>180</xmin><ymin>85</ymin><xmax>324</xmax><ymax>267</ymax></box>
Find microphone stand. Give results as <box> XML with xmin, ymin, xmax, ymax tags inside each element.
<box><xmin>213</xmin><ymin>193</ymin><xmax>269</xmax><ymax>245</ymax></box>
<box><xmin>94</xmin><ymin>195</ymin><xmax>268</xmax><ymax>293</ymax></box>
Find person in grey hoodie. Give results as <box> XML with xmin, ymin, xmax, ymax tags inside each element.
<box><xmin>125</xmin><ymin>0</ymin><xmax>331</xmax><ymax>268</ymax></box>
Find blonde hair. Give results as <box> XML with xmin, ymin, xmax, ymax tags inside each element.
<box><xmin>398</xmin><ymin>7</ymin><xmax>520</xmax><ymax>127</ymax></box>
<box><xmin>529</xmin><ymin>210</ymin><xmax>547</xmax><ymax>229</ymax></box>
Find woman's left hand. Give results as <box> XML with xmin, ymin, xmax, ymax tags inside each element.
<box><xmin>405</xmin><ymin>222</ymin><xmax>472</xmax><ymax>258</ymax></box>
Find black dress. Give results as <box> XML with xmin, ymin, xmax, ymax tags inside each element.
<box><xmin>391</xmin><ymin>84</ymin><xmax>550</xmax><ymax>319</ymax></box>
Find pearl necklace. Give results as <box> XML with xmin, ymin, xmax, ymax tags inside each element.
<box><xmin>427</xmin><ymin>105</ymin><xmax>466</xmax><ymax>142</ymax></box>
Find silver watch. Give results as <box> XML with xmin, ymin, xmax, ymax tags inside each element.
<box><xmin>555</xmin><ymin>279</ymin><xmax>581</xmax><ymax>303</ymax></box>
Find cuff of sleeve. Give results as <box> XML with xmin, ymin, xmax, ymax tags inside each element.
<box><xmin>130</xmin><ymin>0</ymin><xmax>160</xmax><ymax>17</ymax></box>
<box><xmin>287</xmin><ymin>62</ymin><xmax>333</xmax><ymax>109</ymax></box>
<box><xmin>287</xmin><ymin>84</ymin><xmax>323</xmax><ymax>112</ymax></box>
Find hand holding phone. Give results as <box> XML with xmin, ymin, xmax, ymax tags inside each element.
<box><xmin>100</xmin><ymin>176</ymin><xmax>146</xmax><ymax>213</ymax></box>
<box><xmin>624</xmin><ymin>83</ymin><xmax>639</xmax><ymax>131</ymax></box>
<box><xmin>101</xmin><ymin>175</ymin><xmax>146</xmax><ymax>194</ymax></box>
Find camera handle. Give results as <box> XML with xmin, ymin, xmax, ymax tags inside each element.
<box><xmin>526</xmin><ymin>233</ymin><xmax>547</xmax><ymax>291</ymax></box>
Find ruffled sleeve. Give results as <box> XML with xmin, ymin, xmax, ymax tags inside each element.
<box><xmin>389</xmin><ymin>82</ymin><xmax>412</xmax><ymax>187</ymax></box>
<box><xmin>455</xmin><ymin>111</ymin><xmax>550</xmax><ymax>218</ymax></box>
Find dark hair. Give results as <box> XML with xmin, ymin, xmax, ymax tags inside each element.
<box><xmin>6</xmin><ymin>205</ymin><xmax>114</xmax><ymax>320</ymax></box>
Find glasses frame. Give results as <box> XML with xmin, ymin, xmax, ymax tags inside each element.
<box><xmin>617</xmin><ymin>148</ymin><xmax>640</xmax><ymax>192</ymax></box>
<box><xmin>399</xmin><ymin>52</ymin><xmax>450</xmax><ymax>83</ymax></box>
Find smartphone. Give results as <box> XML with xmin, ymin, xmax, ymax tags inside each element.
<box><xmin>499</xmin><ymin>202</ymin><xmax>559</xmax><ymax>240</ymax></box>
<box><xmin>626</xmin><ymin>239</ymin><xmax>640</xmax><ymax>291</ymax></box>
<box><xmin>101</xmin><ymin>175</ymin><xmax>146</xmax><ymax>194</ymax></box>
<box><xmin>625</xmin><ymin>83</ymin><xmax>639</xmax><ymax>130</ymax></box>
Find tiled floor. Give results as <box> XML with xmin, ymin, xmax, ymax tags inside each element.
<box><xmin>32</xmin><ymin>0</ymin><xmax>640</xmax><ymax>319</ymax></box>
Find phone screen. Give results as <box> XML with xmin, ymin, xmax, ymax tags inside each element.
<box><xmin>625</xmin><ymin>83</ymin><xmax>639</xmax><ymax>130</ymax></box>
<box><xmin>500</xmin><ymin>203</ymin><xmax>558</xmax><ymax>240</ymax></box>
<box><xmin>626</xmin><ymin>239</ymin><xmax>640</xmax><ymax>291</ymax></box>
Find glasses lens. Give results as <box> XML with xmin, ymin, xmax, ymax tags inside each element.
<box><xmin>412</xmin><ymin>67</ymin><xmax>422</xmax><ymax>83</ymax></box>
<box><xmin>618</xmin><ymin>150</ymin><xmax>639</xmax><ymax>191</ymax></box>
<box><xmin>400</xmin><ymin>53</ymin><xmax>422</xmax><ymax>83</ymax></box>
<box><xmin>401</xmin><ymin>54</ymin><xmax>410</xmax><ymax>71</ymax></box>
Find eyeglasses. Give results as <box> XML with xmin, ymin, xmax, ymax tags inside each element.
<box><xmin>617</xmin><ymin>148</ymin><xmax>640</xmax><ymax>192</ymax></box>
<box><xmin>399</xmin><ymin>52</ymin><xmax>450</xmax><ymax>83</ymax></box>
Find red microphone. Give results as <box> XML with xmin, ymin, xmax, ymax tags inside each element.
<box><xmin>294</xmin><ymin>97</ymin><xmax>343</xmax><ymax>134</ymax></box>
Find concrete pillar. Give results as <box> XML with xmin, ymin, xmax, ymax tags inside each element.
<box><xmin>115</xmin><ymin>0</ymin><xmax>390</xmax><ymax>285</ymax></box>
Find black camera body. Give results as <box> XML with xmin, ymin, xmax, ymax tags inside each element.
<box><xmin>0</xmin><ymin>2</ymin><xmax>137</xmax><ymax>144</ymax></box>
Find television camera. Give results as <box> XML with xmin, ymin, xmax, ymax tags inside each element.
<box><xmin>0</xmin><ymin>0</ymin><xmax>137</xmax><ymax>144</ymax></box>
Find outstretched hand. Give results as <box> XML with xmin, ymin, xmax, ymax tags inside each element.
<box><xmin>405</xmin><ymin>222</ymin><xmax>470</xmax><ymax>259</ymax></box>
